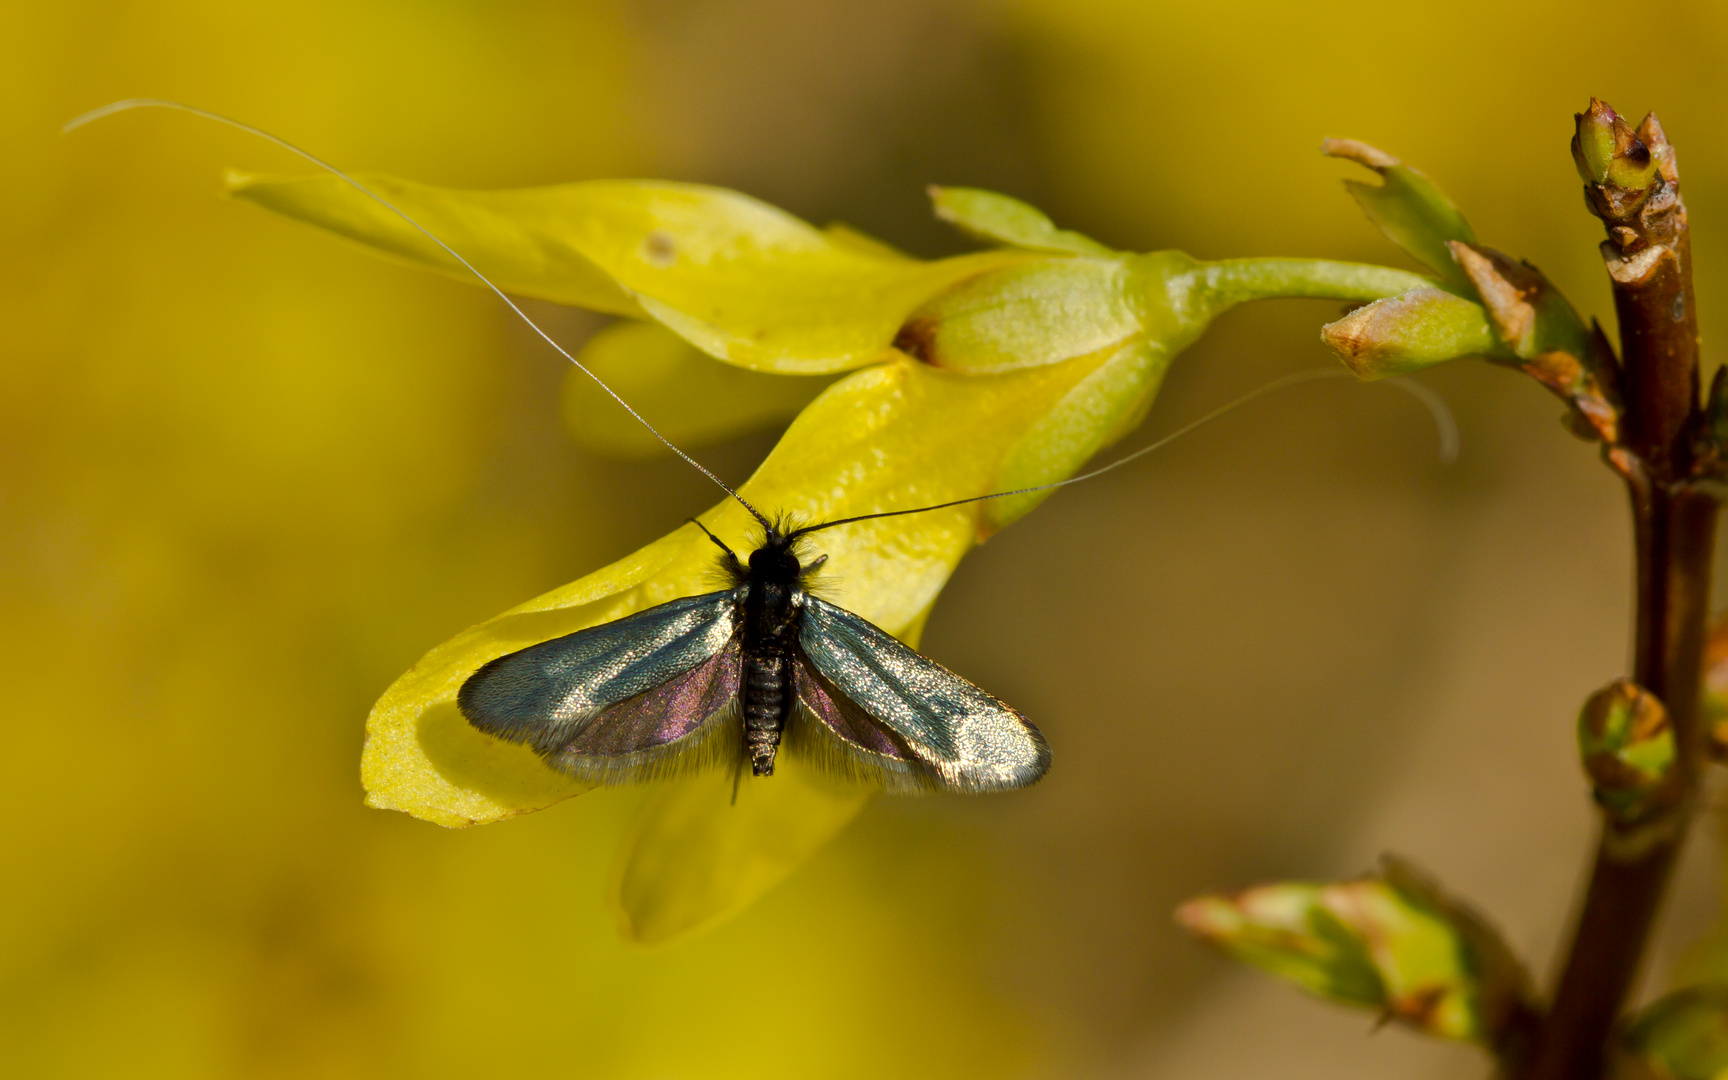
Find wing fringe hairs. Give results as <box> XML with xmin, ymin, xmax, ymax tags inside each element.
<box><xmin>541</xmin><ymin>698</ymin><xmax>748</xmax><ymax>786</ymax></box>
<box><xmin>783</xmin><ymin>692</ymin><xmax>942</xmax><ymax>794</ymax></box>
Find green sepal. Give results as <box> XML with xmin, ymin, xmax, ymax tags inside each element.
<box><xmin>928</xmin><ymin>185</ymin><xmax>1111</xmax><ymax>255</ymax></box>
<box><xmin>1324</xmin><ymin>139</ymin><xmax>1478</xmax><ymax>294</ymax></box>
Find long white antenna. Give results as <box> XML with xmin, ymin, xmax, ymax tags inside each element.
<box><xmin>63</xmin><ymin>98</ymin><xmax>774</xmax><ymax>531</ymax></box>
<box><xmin>794</xmin><ymin>369</ymin><xmax>1457</xmax><ymax>537</ymax></box>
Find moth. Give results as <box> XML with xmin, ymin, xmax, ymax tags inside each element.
<box><xmin>457</xmin><ymin>515</ymin><xmax>1050</xmax><ymax>793</ymax></box>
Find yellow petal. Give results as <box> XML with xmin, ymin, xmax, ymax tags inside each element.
<box><xmin>561</xmin><ymin>320</ymin><xmax>832</xmax><ymax>459</ymax></box>
<box><xmin>985</xmin><ymin>336</ymin><xmax>1172</xmax><ymax>529</ymax></box>
<box><xmin>229</xmin><ymin>171</ymin><xmax>1033</xmax><ymax>373</ymax></box>
<box><xmin>612</xmin><ymin>758</ymin><xmax>877</xmax><ymax>945</ymax></box>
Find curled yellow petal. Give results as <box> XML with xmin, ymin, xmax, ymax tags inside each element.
<box><xmin>229</xmin><ymin>171</ymin><xmax>1033</xmax><ymax>373</ymax></box>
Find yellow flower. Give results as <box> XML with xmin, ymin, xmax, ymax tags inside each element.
<box><xmin>234</xmin><ymin>173</ymin><xmax>1425</xmax><ymax>940</ymax></box>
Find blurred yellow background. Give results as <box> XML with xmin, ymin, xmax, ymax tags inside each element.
<box><xmin>9</xmin><ymin>1</ymin><xmax>1728</xmax><ymax>1077</ymax></box>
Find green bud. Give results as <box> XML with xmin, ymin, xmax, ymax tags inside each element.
<box><xmin>1578</xmin><ymin>678</ymin><xmax>1677</xmax><ymax>825</ymax></box>
<box><xmin>1177</xmin><ymin>883</ymin><xmax>1386</xmax><ymax>1010</ymax></box>
<box><xmin>894</xmin><ymin>250</ymin><xmax>1214</xmax><ymax>377</ymax></box>
<box><xmin>1573</xmin><ymin>98</ymin><xmax>1660</xmax><ymax>190</ymax></box>
<box><xmin>1323</xmin><ymin>141</ymin><xmax>1621</xmax><ymax>440</ymax></box>
<box><xmin>1617</xmin><ymin>984</ymin><xmax>1728</xmax><ymax>1080</ymax></box>
<box><xmin>894</xmin><ymin>255</ymin><xmax>1151</xmax><ymax>373</ymax></box>
<box><xmin>1178</xmin><ymin>856</ymin><xmax>1535</xmax><ymax>1047</ymax></box>
<box><xmin>1320</xmin><ymin>287</ymin><xmax>1507</xmax><ymax>379</ymax></box>
<box><xmin>1573</xmin><ymin>99</ymin><xmax>1620</xmax><ymax>184</ymax></box>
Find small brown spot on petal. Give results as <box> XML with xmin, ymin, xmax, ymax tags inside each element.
<box><xmin>642</xmin><ymin>231</ymin><xmax>677</xmax><ymax>268</ymax></box>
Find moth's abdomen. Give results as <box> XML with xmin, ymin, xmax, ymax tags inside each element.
<box><xmin>742</xmin><ymin>653</ymin><xmax>792</xmax><ymax>776</ymax></box>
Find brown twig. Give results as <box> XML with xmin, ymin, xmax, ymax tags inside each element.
<box><xmin>1520</xmin><ymin>100</ymin><xmax>1718</xmax><ymax>1080</ymax></box>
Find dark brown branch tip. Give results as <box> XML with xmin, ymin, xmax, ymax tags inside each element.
<box><xmin>1521</xmin><ymin>99</ymin><xmax>1717</xmax><ymax>1080</ymax></box>
<box><xmin>1571</xmin><ymin>100</ymin><xmax>1698</xmax><ymax>476</ymax></box>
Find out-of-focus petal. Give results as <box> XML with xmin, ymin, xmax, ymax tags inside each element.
<box><xmin>229</xmin><ymin>171</ymin><xmax>1033</xmax><ymax>373</ymax></box>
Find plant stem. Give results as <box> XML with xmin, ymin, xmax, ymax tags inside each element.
<box><xmin>1196</xmin><ymin>257</ymin><xmax>1432</xmax><ymax>307</ymax></box>
<box><xmin>1522</xmin><ymin>104</ymin><xmax>1718</xmax><ymax>1080</ymax></box>
<box><xmin>1525</xmin><ymin>484</ymin><xmax>1715</xmax><ymax>1080</ymax></box>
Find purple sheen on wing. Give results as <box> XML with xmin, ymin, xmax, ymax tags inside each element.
<box><xmin>794</xmin><ymin>657</ymin><xmax>914</xmax><ymax>761</ymax></box>
<box><xmin>563</xmin><ymin>641</ymin><xmax>741</xmax><ymax>757</ymax></box>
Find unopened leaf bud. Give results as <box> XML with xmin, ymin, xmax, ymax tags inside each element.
<box><xmin>1616</xmin><ymin>984</ymin><xmax>1728</xmax><ymax>1080</ymax></box>
<box><xmin>1573</xmin><ymin>99</ymin><xmax>1659</xmax><ymax>190</ymax></box>
<box><xmin>1578</xmin><ymin>678</ymin><xmax>1677</xmax><ymax>825</ymax></box>
<box><xmin>1320</xmin><ymin>287</ymin><xmax>1505</xmax><ymax>378</ymax></box>
<box><xmin>1178</xmin><ymin>856</ymin><xmax>1535</xmax><ymax>1048</ymax></box>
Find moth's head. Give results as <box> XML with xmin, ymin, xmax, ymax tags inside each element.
<box><xmin>748</xmin><ymin>530</ymin><xmax>805</xmax><ymax>583</ymax></box>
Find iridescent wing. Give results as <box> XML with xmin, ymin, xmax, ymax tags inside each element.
<box><xmin>458</xmin><ymin>589</ymin><xmax>744</xmax><ymax>784</ymax></box>
<box><xmin>791</xmin><ymin>595</ymin><xmax>1050</xmax><ymax>793</ymax></box>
